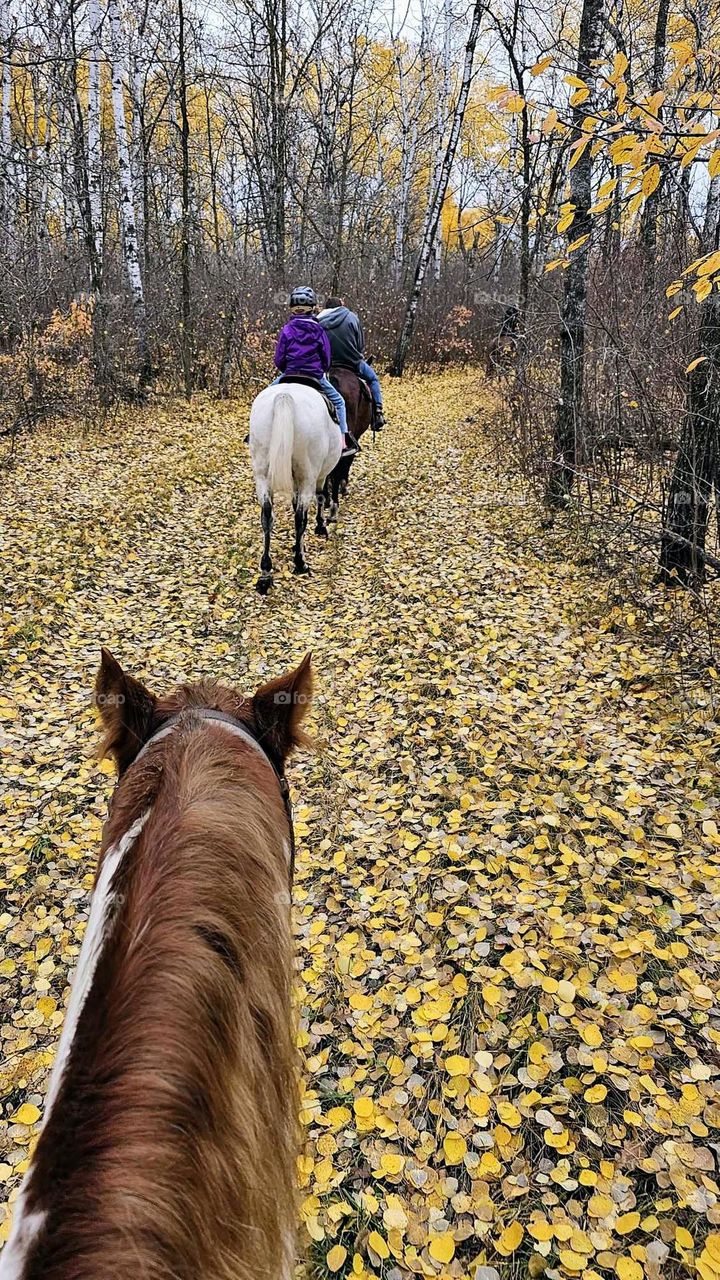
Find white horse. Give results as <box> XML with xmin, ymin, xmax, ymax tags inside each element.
<box><xmin>249</xmin><ymin>382</ymin><xmax>343</xmax><ymax>593</ymax></box>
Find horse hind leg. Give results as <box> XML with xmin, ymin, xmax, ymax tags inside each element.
<box><xmin>315</xmin><ymin>490</ymin><xmax>328</xmax><ymax>539</ymax></box>
<box><xmin>293</xmin><ymin>498</ymin><xmax>311</xmax><ymax>575</ymax></box>
<box><xmin>327</xmin><ymin>466</ymin><xmax>340</xmax><ymax>523</ymax></box>
<box><xmin>256</xmin><ymin>498</ymin><xmax>274</xmax><ymax>594</ymax></box>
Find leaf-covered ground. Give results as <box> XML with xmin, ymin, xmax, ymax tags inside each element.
<box><xmin>1</xmin><ymin>371</ymin><xmax>720</xmax><ymax>1280</ymax></box>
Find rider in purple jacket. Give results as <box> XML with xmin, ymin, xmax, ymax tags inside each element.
<box><xmin>274</xmin><ymin>314</ymin><xmax>331</xmax><ymax>379</ymax></box>
<box><xmin>273</xmin><ymin>287</ymin><xmax>350</xmax><ymax>446</ymax></box>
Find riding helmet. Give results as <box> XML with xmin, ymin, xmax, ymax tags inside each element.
<box><xmin>290</xmin><ymin>285</ymin><xmax>318</xmax><ymax>307</ymax></box>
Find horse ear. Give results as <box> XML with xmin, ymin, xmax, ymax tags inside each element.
<box><xmin>95</xmin><ymin>648</ymin><xmax>157</xmax><ymax>775</ymax></box>
<box><xmin>251</xmin><ymin>653</ymin><xmax>313</xmax><ymax>766</ymax></box>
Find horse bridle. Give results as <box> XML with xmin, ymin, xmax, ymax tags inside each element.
<box><xmin>132</xmin><ymin>707</ymin><xmax>295</xmax><ymax>886</ymax></box>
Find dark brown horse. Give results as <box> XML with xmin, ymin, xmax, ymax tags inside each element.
<box><xmin>323</xmin><ymin>366</ymin><xmax>373</xmax><ymax>514</ymax></box>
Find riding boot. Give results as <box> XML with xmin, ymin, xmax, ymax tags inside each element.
<box><xmin>342</xmin><ymin>432</ymin><xmax>359</xmax><ymax>456</ymax></box>
<box><xmin>374</xmin><ymin>408</ymin><xmax>386</xmax><ymax>430</ymax></box>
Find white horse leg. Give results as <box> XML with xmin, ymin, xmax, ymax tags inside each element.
<box><xmin>256</xmin><ymin>497</ymin><xmax>274</xmax><ymax>594</ymax></box>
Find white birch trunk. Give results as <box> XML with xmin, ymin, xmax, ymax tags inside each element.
<box><xmin>128</xmin><ymin>0</ymin><xmax>146</xmax><ymax>251</ymax></box>
<box><xmin>88</xmin><ymin>0</ymin><xmax>103</xmax><ymax>264</ymax></box>
<box><xmin>108</xmin><ymin>0</ymin><xmax>148</xmax><ymax>364</ymax></box>
<box><xmin>394</xmin><ymin>52</ymin><xmax>418</xmax><ymax>284</ymax></box>
<box><xmin>392</xmin><ymin>0</ymin><xmax>484</xmax><ymax>374</ymax></box>
<box><xmin>433</xmin><ymin>0</ymin><xmax>453</xmax><ymax>282</ymax></box>
<box><xmin>1</xmin><ymin>12</ymin><xmax>13</xmax><ymax>244</ymax></box>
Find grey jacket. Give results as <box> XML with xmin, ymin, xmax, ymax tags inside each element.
<box><xmin>317</xmin><ymin>306</ymin><xmax>365</xmax><ymax>369</ymax></box>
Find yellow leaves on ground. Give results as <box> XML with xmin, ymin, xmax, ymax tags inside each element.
<box><xmin>616</xmin><ymin>1212</ymin><xmax>641</xmax><ymax>1234</ymax></box>
<box><xmin>580</xmin><ymin>1023</ymin><xmax>603</xmax><ymax>1047</ymax></box>
<box><xmin>616</xmin><ymin>1259</ymin><xmax>643</xmax><ymax>1280</ymax></box>
<box><xmin>326</xmin><ymin>1244</ymin><xmax>347</xmax><ymax>1271</ymax></box>
<box><xmin>12</xmin><ymin>1104</ymin><xmax>41</xmax><ymax>1126</ymax></box>
<box><xmin>442</xmin><ymin>1132</ymin><xmax>467</xmax><ymax>1164</ymax></box>
<box><xmin>495</xmin><ymin>1221</ymin><xmax>524</xmax><ymax>1255</ymax></box>
<box><xmin>366</xmin><ymin>1230</ymin><xmax>389</xmax><ymax>1260</ymax></box>
<box><xmin>429</xmin><ymin>1232</ymin><xmax>455</xmax><ymax>1263</ymax></box>
<box><xmin>2</xmin><ymin>373</ymin><xmax>720</xmax><ymax>1278</ymax></box>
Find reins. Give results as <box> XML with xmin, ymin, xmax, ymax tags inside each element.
<box><xmin>132</xmin><ymin>707</ymin><xmax>296</xmax><ymax>887</ymax></box>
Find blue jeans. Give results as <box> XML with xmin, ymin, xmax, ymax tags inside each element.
<box><xmin>358</xmin><ymin>359</ymin><xmax>383</xmax><ymax>408</ymax></box>
<box><xmin>273</xmin><ymin>376</ymin><xmax>346</xmax><ymax>435</ymax></box>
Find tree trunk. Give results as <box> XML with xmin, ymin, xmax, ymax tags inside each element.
<box><xmin>394</xmin><ymin>54</ymin><xmax>418</xmax><ymax>285</ymax></box>
<box><xmin>659</xmin><ymin>191</ymin><xmax>720</xmax><ymax>583</ymax></box>
<box><xmin>108</xmin><ymin>0</ymin><xmax>150</xmax><ymax>387</ymax></box>
<box><xmin>639</xmin><ymin>0</ymin><xmax>670</xmax><ymax>288</ymax></box>
<box><xmin>546</xmin><ymin>0</ymin><xmax>606</xmax><ymax>507</ymax></box>
<box><xmin>87</xmin><ymin>0</ymin><xmax>103</xmax><ymax>266</ymax></box>
<box><xmin>66</xmin><ymin>0</ymin><xmax>109</xmax><ymax>396</ymax></box>
<box><xmin>390</xmin><ymin>0</ymin><xmax>485</xmax><ymax>377</ymax></box>
<box><xmin>178</xmin><ymin>0</ymin><xmax>194</xmax><ymax>399</ymax></box>
<box><xmin>1</xmin><ymin>14</ymin><xmax>13</xmax><ymax>249</ymax></box>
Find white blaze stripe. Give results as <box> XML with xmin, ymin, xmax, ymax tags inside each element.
<box><xmin>43</xmin><ymin>809</ymin><xmax>150</xmax><ymax>1118</ymax></box>
<box><xmin>0</xmin><ymin>810</ymin><xmax>150</xmax><ymax>1280</ymax></box>
<box><xmin>0</xmin><ymin>1195</ymin><xmax>47</xmax><ymax>1280</ymax></box>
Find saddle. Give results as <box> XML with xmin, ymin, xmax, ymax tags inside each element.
<box><xmin>277</xmin><ymin>373</ymin><xmax>339</xmax><ymax>424</ymax></box>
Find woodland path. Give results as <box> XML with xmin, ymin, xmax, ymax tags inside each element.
<box><xmin>1</xmin><ymin>371</ymin><xmax>719</xmax><ymax>1279</ymax></box>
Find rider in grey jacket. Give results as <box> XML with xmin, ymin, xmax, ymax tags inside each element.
<box><xmin>317</xmin><ymin>297</ymin><xmax>386</xmax><ymax>429</ymax></box>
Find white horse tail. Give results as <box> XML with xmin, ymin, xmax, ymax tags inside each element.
<box><xmin>267</xmin><ymin>393</ymin><xmax>295</xmax><ymax>498</ymax></box>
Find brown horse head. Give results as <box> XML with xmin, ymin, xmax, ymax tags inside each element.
<box><xmin>96</xmin><ymin>646</ymin><xmax>313</xmax><ymax>775</ymax></box>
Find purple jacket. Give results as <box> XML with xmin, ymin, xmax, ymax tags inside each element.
<box><xmin>274</xmin><ymin>316</ymin><xmax>331</xmax><ymax>379</ymax></box>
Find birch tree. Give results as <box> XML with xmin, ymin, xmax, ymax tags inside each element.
<box><xmin>87</xmin><ymin>0</ymin><xmax>103</xmax><ymax>266</ymax></box>
<box><xmin>178</xmin><ymin>0</ymin><xmax>194</xmax><ymax>397</ymax></box>
<box><xmin>391</xmin><ymin>0</ymin><xmax>486</xmax><ymax>376</ymax></box>
<box><xmin>108</xmin><ymin>0</ymin><xmax>150</xmax><ymax>383</ymax></box>
<box><xmin>1</xmin><ymin>7</ymin><xmax>14</xmax><ymax>248</ymax></box>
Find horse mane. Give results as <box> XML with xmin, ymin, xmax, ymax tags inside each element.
<box><xmin>13</xmin><ymin>667</ymin><xmax>305</xmax><ymax>1280</ymax></box>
